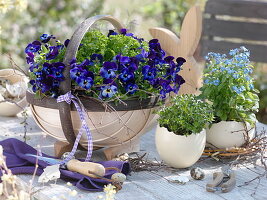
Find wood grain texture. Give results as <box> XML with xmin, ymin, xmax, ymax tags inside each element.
<box><xmin>149</xmin><ymin>6</ymin><xmax>203</xmax><ymax>94</ymax></box>
<box><xmin>202</xmin><ymin>0</ymin><xmax>267</xmax><ymax>63</ymax></box>
<box><xmin>205</xmin><ymin>0</ymin><xmax>267</xmax><ymax>19</ymax></box>
<box><xmin>1</xmin><ymin>113</ymin><xmax>267</xmax><ymax>200</ymax></box>
<box><xmin>203</xmin><ymin>18</ymin><xmax>267</xmax><ymax>41</ymax></box>
<box><xmin>201</xmin><ymin>40</ymin><xmax>267</xmax><ymax>63</ymax></box>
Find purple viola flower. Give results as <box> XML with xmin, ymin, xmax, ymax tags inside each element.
<box><xmin>64</xmin><ymin>39</ymin><xmax>70</xmax><ymax>47</ymax></box>
<box><xmin>142</xmin><ymin>65</ymin><xmax>157</xmax><ymax>81</ymax></box>
<box><xmin>77</xmin><ymin>59</ymin><xmax>92</xmax><ymax>68</ymax></box>
<box><xmin>160</xmin><ymin>86</ymin><xmax>172</xmax><ymax>99</ymax></box>
<box><xmin>148</xmin><ymin>39</ymin><xmax>166</xmax><ymax>60</ymax></box>
<box><xmin>150</xmin><ymin>78</ymin><xmax>160</xmax><ymax>89</ymax></box>
<box><xmin>165</xmin><ymin>67</ymin><xmax>175</xmax><ymax>80</ymax></box>
<box><xmin>176</xmin><ymin>57</ymin><xmax>186</xmax><ymax>67</ymax></box>
<box><xmin>127</xmin><ymin>57</ymin><xmax>139</xmax><ymax>72</ymax></box>
<box><xmin>40</xmin><ymin>34</ymin><xmax>55</xmax><ymax>43</ymax></box>
<box><xmin>91</xmin><ymin>54</ymin><xmax>103</xmax><ymax>63</ymax></box>
<box><xmin>164</xmin><ymin>56</ymin><xmax>174</xmax><ymax>63</ymax></box>
<box><xmin>159</xmin><ymin>79</ymin><xmax>173</xmax><ymax>99</ymax></box>
<box><xmin>25</xmin><ymin>41</ymin><xmax>41</xmax><ymax>54</ymax></box>
<box><xmin>77</xmin><ymin>75</ymin><xmax>94</xmax><ymax>90</ymax></box>
<box><xmin>120</xmin><ymin>28</ymin><xmax>127</xmax><ymax>35</ymax></box>
<box><xmin>46</xmin><ymin>46</ymin><xmax>59</xmax><ymax>60</ymax></box>
<box><xmin>164</xmin><ymin>56</ymin><xmax>176</xmax><ymax>71</ymax></box>
<box><xmin>136</xmin><ymin>49</ymin><xmax>148</xmax><ymax>62</ymax></box>
<box><xmin>70</xmin><ymin>67</ymin><xmax>87</xmax><ymax>82</ymax></box>
<box><xmin>50</xmin><ymin>62</ymin><xmax>65</xmax><ymax>80</ymax></box>
<box><xmin>119</xmin><ymin>68</ymin><xmax>134</xmax><ymax>83</ymax></box>
<box><xmin>34</xmin><ymin>71</ymin><xmax>44</xmax><ymax>81</ymax></box>
<box><xmin>148</xmin><ymin>51</ymin><xmax>166</xmax><ymax>64</ymax></box>
<box><xmin>120</xmin><ymin>28</ymin><xmax>135</xmax><ymax>37</ymax></box>
<box><xmin>29</xmin><ymin>80</ymin><xmax>37</xmax><ymax>93</ymax></box>
<box><xmin>26</xmin><ymin>53</ymin><xmax>34</xmax><ymax>64</ymax></box>
<box><xmin>107</xmin><ymin>30</ymin><xmax>118</xmax><ymax>37</ymax></box>
<box><xmin>29</xmin><ymin>63</ymin><xmax>38</xmax><ymax>72</ymax></box>
<box><xmin>115</xmin><ymin>54</ymin><xmax>130</xmax><ymax>65</ymax></box>
<box><xmin>125</xmin><ymin>83</ymin><xmax>138</xmax><ymax>95</ymax></box>
<box><xmin>37</xmin><ymin>81</ymin><xmax>51</xmax><ymax>93</ymax></box>
<box><xmin>149</xmin><ymin>39</ymin><xmax>162</xmax><ymax>51</ymax></box>
<box><xmin>100</xmin><ymin>84</ymin><xmax>118</xmax><ymax>98</ymax></box>
<box><xmin>100</xmin><ymin>62</ymin><xmax>118</xmax><ymax>79</ymax></box>
<box><xmin>147</xmin><ymin>49</ymin><xmax>157</xmax><ymax>60</ymax></box>
<box><xmin>173</xmin><ymin>74</ymin><xmax>185</xmax><ymax>93</ymax></box>
<box><xmin>42</xmin><ymin>62</ymin><xmax>52</xmax><ymax>75</ymax></box>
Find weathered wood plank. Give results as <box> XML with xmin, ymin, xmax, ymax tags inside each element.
<box><xmin>201</xmin><ymin>40</ymin><xmax>267</xmax><ymax>63</ymax></box>
<box><xmin>203</xmin><ymin>18</ymin><xmax>267</xmax><ymax>41</ymax></box>
<box><xmin>1</xmin><ymin>110</ymin><xmax>267</xmax><ymax>200</ymax></box>
<box><xmin>205</xmin><ymin>0</ymin><xmax>267</xmax><ymax>19</ymax></box>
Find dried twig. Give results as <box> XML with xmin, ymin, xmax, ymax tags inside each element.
<box><xmin>6</xmin><ymin>53</ymin><xmax>28</xmax><ymax>76</ymax></box>
<box><xmin>20</xmin><ymin>110</ymin><xmax>28</xmax><ymax>143</ymax></box>
<box><xmin>129</xmin><ymin>153</ymin><xmax>168</xmax><ymax>172</ymax></box>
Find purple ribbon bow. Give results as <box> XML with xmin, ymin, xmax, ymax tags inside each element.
<box><xmin>57</xmin><ymin>91</ymin><xmax>93</xmax><ymax>164</ymax></box>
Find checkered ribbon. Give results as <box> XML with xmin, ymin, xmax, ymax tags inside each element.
<box><xmin>57</xmin><ymin>91</ymin><xmax>93</xmax><ymax>164</ymax></box>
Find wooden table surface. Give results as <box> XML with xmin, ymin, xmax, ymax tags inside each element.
<box><xmin>0</xmin><ymin>109</ymin><xmax>266</xmax><ymax>200</ymax></box>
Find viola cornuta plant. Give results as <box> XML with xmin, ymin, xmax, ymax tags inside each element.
<box><xmin>200</xmin><ymin>46</ymin><xmax>259</xmax><ymax>125</ymax></box>
<box><xmin>25</xmin><ymin>29</ymin><xmax>186</xmax><ymax>100</ymax></box>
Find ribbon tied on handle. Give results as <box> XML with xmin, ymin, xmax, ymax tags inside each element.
<box><xmin>57</xmin><ymin>91</ymin><xmax>93</xmax><ymax>164</ymax></box>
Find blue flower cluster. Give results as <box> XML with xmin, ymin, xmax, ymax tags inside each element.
<box><xmin>26</xmin><ymin>29</ymin><xmax>186</xmax><ymax>100</ymax></box>
<box><xmin>203</xmin><ymin>46</ymin><xmax>254</xmax><ymax>95</ymax></box>
<box><xmin>200</xmin><ymin>46</ymin><xmax>259</xmax><ymax>124</ymax></box>
<box><xmin>25</xmin><ymin>34</ymin><xmax>67</xmax><ymax>97</ymax></box>
<box><xmin>232</xmin><ymin>85</ymin><xmax>245</xmax><ymax>94</ymax></box>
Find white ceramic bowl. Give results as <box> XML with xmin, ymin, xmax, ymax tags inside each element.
<box><xmin>206</xmin><ymin>121</ymin><xmax>255</xmax><ymax>148</ymax></box>
<box><xmin>0</xmin><ymin>69</ymin><xmax>28</xmax><ymax>117</ymax></box>
<box><xmin>155</xmin><ymin>125</ymin><xmax>206</xmax><ymax>168</ymax></box>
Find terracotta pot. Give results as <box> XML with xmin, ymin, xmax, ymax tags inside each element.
<box><xmin>155</xmin><ymin>125</ymin><xmax>206</xmax><ymax>168</ymax></box>
<box><xmin>0</xmin><ymin>69</ymin><xmax>28</xmax><ymax>117</ymax></box>
<box><xmin>206</xmin><ymin>121</ymin><xmax>255</xmax><ymax>148</ymax></box>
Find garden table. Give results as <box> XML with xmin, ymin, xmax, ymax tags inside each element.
<box><xmin>0</xmin><ymin>109</ymin><xmax>266</xmax><ymax>200</ymax></box>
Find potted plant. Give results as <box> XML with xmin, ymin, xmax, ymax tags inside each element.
<box><xmin>200</xmin><ymin>46</ymin><xmax>259</xmax><ymax>148</ymax></box>
<box><xmin>25</xmin><ymin>15</ymin><xmax>186</xmax><ymax>158</ymax></box>
<box><xmin>155</xmin><ymin>94</ymin><xmax>213</xmax><ymax>168</ymax></box>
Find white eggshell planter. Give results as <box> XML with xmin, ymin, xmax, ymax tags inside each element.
<box><xmin>206</xmin><ymin>121</ymin><xmax>255</xmax><ymax>149</ymax></box>
<box><xmin>0</xmin><ymin>69</ymin><xmax>28</xmax><ymax>117</ymax></box>
<box><xmin>155</xmin><ymin>125</ymin><xmax>206</xmax><ymax>168</ymax></box>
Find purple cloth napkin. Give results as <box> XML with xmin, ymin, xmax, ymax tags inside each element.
<box><xmin>0</xmin><ymin>138</ymin><xmax>130</xmax><ymax>191</ymax></box>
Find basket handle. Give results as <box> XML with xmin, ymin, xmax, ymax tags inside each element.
<box><xmin>62</xmin><ymin>15</ymin><xmax>124</xmax><ymax>92</ymax></box>
<box><xmin>58</xmin><ymin>15</ymin><xmax>124</xmax><ymax>150</ymax></box>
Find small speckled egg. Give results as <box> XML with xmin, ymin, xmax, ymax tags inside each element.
<box><xmin>190</xmin><ymin>167</ymin><xmax>205</xmax><ymax>180</ymax></box>
<box><xmin>113</xmin><ymin>153</ymin><xmax>129</xmax><ymax>161</ymax></box>
<box><xmin>61</xmin><ymin>152</ymin><xmax>75</xmax><ymax>160</ymax></box>
<box><xmin>111</xmin><ymin>173</ymin><xmax>126</xmax><ymax>183</ymax></box>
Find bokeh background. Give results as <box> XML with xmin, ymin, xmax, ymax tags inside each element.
<box><xmin>0</xmin><ymin>0</ymin><xmax>266</xmax><ymax>123</ymax></box>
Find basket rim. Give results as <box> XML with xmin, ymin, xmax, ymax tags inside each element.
<box><xmin>26</xmin><ymin>90</ymin><xmax>162</xmax><ymax>112</ymax></box>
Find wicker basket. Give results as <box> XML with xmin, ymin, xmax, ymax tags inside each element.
<box><xmin>26</xmin><ymin>15</ymin><xmax>161</xmax><ymax>157</ymax></box>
